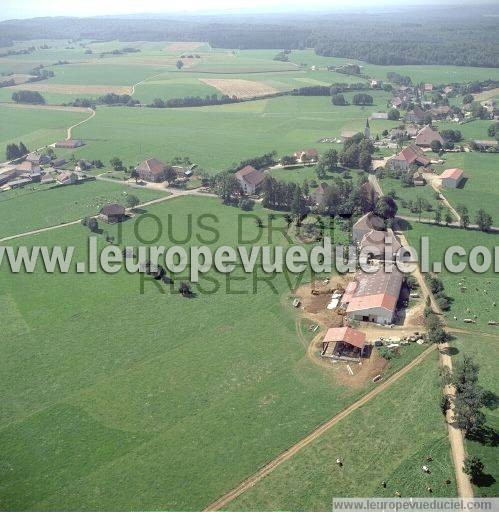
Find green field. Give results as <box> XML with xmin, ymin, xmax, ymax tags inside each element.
<box><xmin>0</xmin><ymin>180</ymin><xmax>166</xmax><ymax>238</ymax></box>
<box><xmin>0</xmin><ymin>195</ymin><xmax>419</xmax><ymax>510</ymax></box>
<box><xmin>434</xmin><ymin>152</ymin><xmax>499</xmax><ymax>223</ymax></box>
<box><xmin>229</xmin><ymin>352</ymin><xmax>456</xmax><ymax>510</ymax></box>
<box><xmin>0</xmin><ymin>104</ymin><xmax>88</xmax><ymax>154</ymax></box>
<box><xmin>66</xmin><ymin>94</ymin><xmax>398</xmax><ymax>172</ymax></box>
<box><xmin>452</xmin><ymin>333</ymin><xmax>499</xmax><ymax>497</ymax></box>
<box><xmin>403</xmin><ymin>222</ymin><xmax>499</xmax><ymax>334</ymax></box>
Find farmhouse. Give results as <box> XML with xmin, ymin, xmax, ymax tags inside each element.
<box><xmin>235</xmin><ymin>165</ymin><xmax>265</xmax><ymax>195</ymax></box>
<box><xmin>341</xmin><ymin>268</ymin><xmax>403</xmax><ymax>325</ymax></box>
<box><xmin>392</xmin><ymin>97</ymin><xmax>404</xmax><ymax>108</ymax></box>
<box><xmin>405</xmin><ymin>107</ymin><xmax>426</xmax><ymax>124</ymax></box>
<box><xmin>352</xmin><ymin>212</ymin><xmax>385</xmax><ymax>242</ymax></box>
<box><xmin>15</xmin><ymin>160</ymin><xmax>42</xmax><ymax>175</ymax></box>
<box><xmin>424</xmin><ymin>83</ymin><xmax>434</xmax><ymax>92</ymax></box>
<box><xmin>26</xmin><ymin>152</ymin><xmax>51</xmax><ymax>165</ymax></box>
<box><xmin>440</xmin><ymin>168</ymin><xmax>465</xmax><ymax>188</ymax></box>
<box><xmin>387</xmin><ymin>144</ymin><xmax>431</xmax><ymax>171</ymax></box>
<box><xmin>359</xmin><ymin>228</ymin><xmax>402</xmax><ymax>260</ymax></box>
<box><xmin>136</xmin><ymin>158</ymin><xmax>168</xmax><ymax>182</ymax></box>
<box><xmin>293</xmin><ymin>148</ymin><xmax>319</xmax><ymax>163</ymax></box>
<box><xmin>320</xmin><ymin>327</ymin><xmax>366</xmax><ymax>361</ymax></box>
<box><xmin>57</xmin><ymin>171</ymin><xmax>77</xmax><ymax>185</ymax></box>
<box><xmin>100</xmin><ymin>203</ymin><xmax>126</xmax><ymax>223</ymax></box>
<box><xmin>431</xmin><ymin>105</ymin><xmax>452</xmax><ymax>120</ymax></box>
<box><xmin>55</xmin><ymin>139</ymin><xmax>84</xmax><ymax>149</ymax></box>
<box><xmin>415</xmin><ymin>125</ymin><xmax>444</xmax><ymax>147</ymax></box>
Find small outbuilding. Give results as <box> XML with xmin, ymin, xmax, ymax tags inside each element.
<box><xmin>100</xmin><ymin>203</ymin><xmax>126</xmax><ymax>223</ymax></box>
<box><xmin>321</xmin><ymin>326</ymin><xmax>367</xmax><ymax>361</ymax></box>
<box><xmin>440</xmin><ymin>168</ymin><xmax>465</xmax><ymax>188</ymax></box>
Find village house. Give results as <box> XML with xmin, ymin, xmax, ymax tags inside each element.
<box><xmin>136</xmin><ymin>158</ymin><xmax>168</xmax><ymax>182</ymax></box>
<box><xmin>100</xmin><ymin>203</ymin><xmax>126</xmax><ymax>223</ymax></box>
<box><xmin>341</xmin><ymin>268</ymin><xmax>404</xmax><ymax>325</ymax></box>
<box><xmin>405</xmin><ymin>106</ymin><xmax>426</xmax><ymax>124</ymax></box>
<box><xmin>440</xmin><ymin>168</ymin><xmax>465</xmax><ymax>188</ymax></box>
<box><xmin>443</xmin><ymin>86</ymin><xmax>454</xmax><ymax>95</ymax></box>
<box><xmin>406</xmin><ymin>123</ymin><xmax>419</xmax><ymax>138</ymax></box>
<box><xmin>391</xmin><ymin>96</ymin><xmax>404</xmax><ymax>108</ymax></box>
<box><xmin>352</xmin><ymin>212</ymin><xmax>385</xmax><ymax>242</ymax></box>
<box><xmin>415</xmin><ymin>125</ymin><xmax>444</xmax><ymax>147</ymax></box>
<box><xmin>424</xmin><ymin>83</ymin><xmax>434</xmax><ymax>92</ymax></box>
<box><xmin>320</xmin><ymin>326</ymin><xmax>367</xmax><ymax>361</ymax></box>
<box><xmin>15</xmin><ymin>160</ymin><xmax>42</xmax><ymax>176</ymax></box>
<box><xmin>235</xmin><ymin>165</ymin><xmax>265</xmax><ymax>195</ymax></box>
<box><xmin>387</xmin><ymin>144</ymin><xmax>431</xmax><ymax>171</ymax></box>
<box><xmin>52</xmin><ymin>158</ymin><xmax>67</xmax><ymax>168</ymax></box>
<box><xmin>293</xmin><ymin>148</ymin><xmax>319</xmax><ymax>163</ymax></box>
<box><xmin>55</xmin><ymin>139</ymin><xmax>84</xmax><ymax>149</ymax></box>
<box><xmin>430</xmin><ymin>105</ymin><xmax>452</xmax><ymax>120</ymax></box>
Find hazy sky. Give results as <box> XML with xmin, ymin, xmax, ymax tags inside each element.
<box><xmin>0</xmin><ymin>0</ymin><xmax>485</xmax><ymax>21</ymax></box>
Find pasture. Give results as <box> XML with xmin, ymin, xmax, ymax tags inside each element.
<box><xmin>452</xmin><ymin>333</ymin><xmax>499</xmax><ymax>497</ymax></box>
<box><xmin>228</xmin><ymin>352</ymin><xmax>456</xmax><ymax>510</ymax></box>
<box><xmin>434</xmin><ymin>152</ymin><xmax>499</xmax><ymax>222</ymax></box>
<box><xmin>0</xmin><ymin>195</ymin><xmax>414</xmax><ymax>510</ymax></box>
<box><xmin>403</xmin><ymin>222</ymin><xmax>499</xmax><ymax>334</ymax></box>
<box><xmin>0</xmin><ymin>104</ymin><xmax>88</xmax><ymax>155</ymax></box>
<box><xmin>67</xmin><ymin>94</ymin><xmax>398</xmax><ymax>172</ymax></box>
<box><xmin>0</xmin><ymin>180</ymin><xmax>165</xmax><ymax>238</ymax></box>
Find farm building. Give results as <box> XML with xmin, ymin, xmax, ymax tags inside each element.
<box><xmin>405</xmin><ymin>107</ymin><xmax>426</xmax><ymax>124</ymax></box>
<box><xmin>235</xmin><ymin>165</ymin><xmax>265</xmax><ymax>195</ymax></box>
<box><xmin>7</xmin><ymin>178</ymin><xmax>32</xmax><ymax>189</ymax></box>
<box><xmin>370</xmin><ymin>112</ymin><xmax>388</xmax><ymax>120</ymax></box>
<box><xmin>352</xmin><ymin>212</ymin><xmax>385</xmax><ymax>242</ymax></box>
<box><xmin>387</xmin><ymin>144</ymin><xmax>431</xmax><ymax>171</ymax></box>
<box><xmin>56</xmin><ymin>171</ymin><xmax>77</xmax><ymax>185</ymax></box>
<box><xmin>52</xmin><ymin>158</ymin><xmax>67</xmax><ymax>168</ymax></box>
<box><xmin>415</xmin><ymin>125</ymin><xmax>444</xmax><ymax>147</ymax></box>
<box><xmin>15</xmin><ymin>160</ymin><xmax>42</xmax><ymax>175</ymax></box>
<box><xmin>340</xmin><ymin>130</ymin><xmax>359</xmax><ymax>142</ymax></box>
<box><xmin>100</xmin><ymin>203</ymin><xmax>126</xmax><ymax>223</ymax></box>
<box><xmin>293</xmin><ymin>148</ymin><xmax>319</xmax><ymax>163</ymax></box>
<box><xmin>341</xmin><ymin>268</ymin><xmax>403</xmax><ymax>325</ymax></box>
<box><xmin>136</xmin><ymin>158</ymin><xmax>168</xmax><ymax>182</ymax></box>
<box><xmin>440</xmin><ymin>168</ymin><xmax>465</xmax><ymax>188</ymax></box>
<box><xmin>359</xmin><ymin>228</ymin><xmax>402</xmax><ymax>261</ymax></box>
<box><xmin>392</xmin><ymin>97</ymin><xmax>403</xmax><ymax>108</ymax></box>
<box><xmin>320</xmin><ymin>327</ymin><xmax>367</xmax><ymax>361</ymax></box>
<box><xmin>430</xmin><ymin>105</ymin><xmax>452</xmax><ymax>120</ymax></box>
<box><xmin>55</xmin><ymin>139</ymin><xmax>84</xmax><ymax>149</ymax></box>
<box><xmin>26</xmin><ymin>152</ymin><xmax>51</xmax><ymax>165</ymax></box>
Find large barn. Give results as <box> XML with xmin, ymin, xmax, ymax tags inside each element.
<box><xmin>341</xmin><ymin>268</ymin><xmax>403</xmax><ymax>325</ymax></box>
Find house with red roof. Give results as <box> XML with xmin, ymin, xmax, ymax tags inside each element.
<box><xmin>405</xmin><ymin>106</ymin><xmax>426</xmax><ymax>124</ymax></box>
<box><xmin>387</xmin><ymin>144</ymin><xmax>431</xmax><ymax>171</ymax></box>
<box><xmin>320</xmin><ymin>326</ymin><xmax>366</xmax><ymax>361</ymax></box>
<box><xmin>293</xmin><ymin>148</ymin><xmax>319</xmax><ymax>163</ymax></box>
<box><xmin>136</xmin><ymin>158</ymin><xmax>168</xmax><ymax>182</ymax></box>
<box><xmin>341</xmin><ymin>268</ymin><xmax>403</xmax><ymax>325</ymax></box>
<box><xmin>440</xmin><ymin>168</ymin><xmax>465</xmax><ymax>188</ymax></box>
<box><xmin>235</xmin><ymin>165</ymin><xmax>265</xmax><ymax>195</ymax></box>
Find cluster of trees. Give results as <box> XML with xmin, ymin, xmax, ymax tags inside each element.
<box><xmin>81</xmin><ymin>216</ymin><xmax>99</xmax><ymax>233</ymax></box>
<box><xmin>352</xmin><ymin>93</ymin><xmax>373</xmax><ymax>106</ymax></box>
<box><xmin>426</xmin><ymin>275</ymin><xmax>452</xmax><ymax>312</ymax></box>
<box><xmin>28</xmin><ymin>65</ymin><xmax>54</xmax><ymax>81</ymax></box>
<box><xmin>148</xmin><ymin>94</ymin><xmax>239</xmax><ymax>108</ymax></box>
<box><xmin>487</xmin><ymin>122</ymin><xmax>499</xmax><ymax>141</ymax></box>
<box><xmin>228</xmin><ymin>151</ymin><xmax>278</xmax><ymax>173</ymax></box>
<box><xmin>261</xmin><ymin>176</ymin><xmax>307</xmax><ymax>214</ymax></box>
<box><xmin>0</xmin><ymin>77</ymin><xmax>15</xmax><ymax>88</ymax></box>
<box><xmin>98</xmin><ymin>93</ymin><xmax>139</xmax><ymax>106</ymax></box>
<box><xmin>386</xmin><ymin>72</ymin><xmax>412</xmax><ymax>86</ymax></box>
<box><xmin>273</xmin><ymin>50</ymin><xmax>290</xmax><ymax>62</ymax></box>
<box><xmin>423</xmin><ymin>296</ymin><xmax>448</xmax><ymax>344</ymax></box>
<box><xmin>12</xmin><ymin>90</ymin><xmax>45</xmax><ymax>104</ymax></box>
<box><xmin>5</xmin><ymin>141</ymin><xmax>29</xmax><ymax>160</ymax></box>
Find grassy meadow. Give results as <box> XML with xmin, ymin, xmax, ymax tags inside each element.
<box><xmin>0</xmin><ymin>195</ymin><xmax>408</xmax><ymax>510</ymax></box>
<box><xmin>228</xmin><ymin>352</ymin><xmax>456</xmax><ymax>510</ymax></box>
<box><xmin>0</xmin><ymin>180</ymin><xmax>166</xmax><ymax>238</ymax></box>
<box><xmin>403</xmin><ymin>222</ymin><xmax>499</xmax><ymax>334</ymax></box>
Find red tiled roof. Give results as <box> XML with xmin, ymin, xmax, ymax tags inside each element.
<box><xmin>235</xmin><ymin>165</ymin><xmax>265</xmax><ymax>187</ymax></box>
<box><xmin>394</xmin><ymin>144</ymin><xmax>431</xmax><ymax>166</ymax></box>
<box><xmin>415</xmin><ymin>125</ymin><xmax>444</xmax><ymax>146</ymax></box>
<box><xmin>440</xmin><ymin>168</ymin><xmax>464</xmax><ymax>180</ymax></box>
<box><xmin>137</xmin><ymin>158</ymin><xmax>166</xmax><ymax>176</ymax></box>
<box><xmin>322</xmin><ymin>327</ymin><xmax>366</xmax><ymax>349</ymax></box>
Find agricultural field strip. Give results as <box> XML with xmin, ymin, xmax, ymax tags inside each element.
<box><xmin>205</xmin><ymin>344</ymin><xmax>439</xmax><ymax>511</ymax></box>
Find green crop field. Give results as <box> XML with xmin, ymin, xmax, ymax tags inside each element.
<box><xmin>0</xmin><ymin>104</ymin><xmax>88</xmax><ymax>153</ymax></box>
<box><xmin>433</xmin><ymin>152</ymin><xmax>499</xmax><ymax>222</ymax></box>
<box><xmin>403</xmin><ymin>222</ymin><xmax>499</xmax><ymax>334</ymax></box>
<box><xmin>0</xmin><ymin>180</ymin><xmax>166</xmax><ymax>238</ymax></box>
<box><xmin>228</xmin><ymin>352</ymin><xmax>456</xmax><ymax>510</ymax></box>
